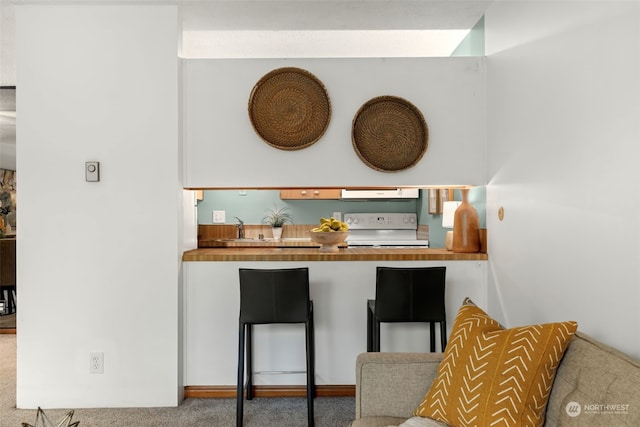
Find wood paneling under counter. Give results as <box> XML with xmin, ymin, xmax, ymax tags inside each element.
<box><xmin>183</xmin><ymin>247</ymin><xmax>488</xmax><ymax>262</ymax></box>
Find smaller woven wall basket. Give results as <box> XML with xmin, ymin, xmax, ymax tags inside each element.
<box><xmin>352</xmin><ymin>96</ymin><xmax>429</xmax><ymax>172</ymax></box>
<box><xmin>248</xmin><ymin>67</ymin><xmax>331</xmax><ymax>150</ymax></box>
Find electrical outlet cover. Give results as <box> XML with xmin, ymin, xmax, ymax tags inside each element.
<box><xmin>213</xmin><ymin>210</ymin><xmax>226</xmax><ymax>223</ymax></box>
<box><xmin>89</xmin><ymin>352</ymin><xmax>104</xmax><ymax>374</ymax></box>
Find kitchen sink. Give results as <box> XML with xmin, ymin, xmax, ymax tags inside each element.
<box><xmin>216</xmin><ymin>238</ymin><xmax>265</xmax><ymax>242</ymax></box>
<box><xmin>205</xmin><ymin>237</ymin><xmax>318</xmax><ymax>248</ymax></box>
<box><xmin>216</xmin><ymin>238</ymin><xmax>313</xmax><ymax>242</ymax></box>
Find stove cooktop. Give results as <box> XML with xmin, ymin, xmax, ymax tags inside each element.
<box><xmin>344</xmin><ymin>213</ymin><xmax>428</xmax><ymax>248</ymax></box>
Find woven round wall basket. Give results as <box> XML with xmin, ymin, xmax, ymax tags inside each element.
<box><xmin>352</xmin><ymin>96</ymin><xmax>428</xmax><ymax>172</ymax></box>
<box><xmin>248</xmin><ymin>67</ymin><xmax>331</xmax><ymax>150</ymax></box>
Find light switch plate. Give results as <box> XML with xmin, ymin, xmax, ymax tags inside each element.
<box><xmin>213</xmin><ymin>210</ymin><xmax>225</xmax><ymax>223</ymax></box>
<box><xmin>85</xmin><ymin>161</ymin><xmax>100</xmax><ymax>182</ymax></box>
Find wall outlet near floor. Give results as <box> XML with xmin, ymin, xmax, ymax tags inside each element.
<box><xmin>90</xmin><ymin>352</ymin><xmax>104</xmax><ymax>374</ymax></box>
<box><xmin>213</xmin><ymin>210</ymin><xmax>225</xmax><ymax>223</ymax></box>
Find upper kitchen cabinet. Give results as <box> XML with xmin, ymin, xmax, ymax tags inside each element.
<box><xmin>280</xmin><ymin>189</ymin><xmax>342</xmax><ymax>200</ymax></box>
<box><xmin>182</xmin><ymin>57</ymin><xmax>486</xmax><ymax>188</ymax></box>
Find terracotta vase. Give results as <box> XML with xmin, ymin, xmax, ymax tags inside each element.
<box><xmin>452</xmin><ymin>188</ymin><xmax>480</xmax><ymax>253</ymax></box>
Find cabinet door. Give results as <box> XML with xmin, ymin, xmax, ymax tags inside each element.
<box><xmin>280</xmin><ymin>189</ymin><xmax>342</xmax><ymax>200</ymax></box>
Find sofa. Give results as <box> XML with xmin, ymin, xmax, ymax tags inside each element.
<box><xmin>352</xmin><ymin>331</ymin><xmax>640</xmax><ymax>427</ymax></box>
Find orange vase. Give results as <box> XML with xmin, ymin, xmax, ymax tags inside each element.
<box><xmin>453</xmin><ymin>188</ymin><xmax>480</xmax><ymax>253</ymax></box>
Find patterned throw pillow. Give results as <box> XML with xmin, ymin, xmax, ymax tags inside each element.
<box><xmin>414</xmin><ymin>298</ymin><xmax>577</xmax><ymax>427</ymax></box>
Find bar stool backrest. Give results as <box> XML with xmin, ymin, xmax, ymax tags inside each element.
<box><xmin>239</xmin><ymin>268</ymin><xmax>311</xmax><ymax>324</ymax></box>
<box><xmin>374</xmin><ymin>266</ymin><xmax>446</xmax><ymax>323</ymax></box>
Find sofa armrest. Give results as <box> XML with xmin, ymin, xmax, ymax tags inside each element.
<box><xmin>355</xmin><ymin>352</ymin><xmax>443</xmax><ymax>420</ymax></box>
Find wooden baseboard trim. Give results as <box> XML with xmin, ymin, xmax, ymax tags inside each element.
<box><xmin>184</xmin><ymin>384</ymin><xmax>355</xmax><ymax>399</ymax></box>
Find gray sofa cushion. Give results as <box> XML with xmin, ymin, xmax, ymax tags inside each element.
<box><xmin>544</xmin><ymin>332</ymin><xmax>640</xmax><ymax>426</ymax></box>
<box><xmin>355</xmin><ymin>352</ymin><xmax>443</xmax><ymax>420</ymax></box>
<box><xmin>351</xmin><ymin>416</ymin><xmax>450</xmax><ymax>427</ymax></box>
<box><xmin>351</xmin><ymin>416</ymin><xmax>412</xmax><ymax>427</ymax></box>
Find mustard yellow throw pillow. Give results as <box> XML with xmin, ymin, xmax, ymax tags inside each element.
<box><xmin>414</xmin><ymin>298</ymin><xmax>577</xmax><ymax>427</ymax></box>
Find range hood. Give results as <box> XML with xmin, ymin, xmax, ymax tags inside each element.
<box><xmin>340</xmin><ymin>188</ymin><xmax>419</xmax><ymax>200</ymax></box>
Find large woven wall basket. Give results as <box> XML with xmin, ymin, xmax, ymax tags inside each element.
<box><xmin>248</xmin><ymin>67</ymin><xmax>331</xmax><ymax>150</ymax></box>
<box><xmin>352</xmin><ymin>96</ymin><xmax>429</xmax><ymax>172</ymax></box>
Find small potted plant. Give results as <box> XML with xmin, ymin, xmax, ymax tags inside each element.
<box><xmin>262</xmin><ymin>205</ymin><xmax>293</xmax><ymax>241</ymax></box>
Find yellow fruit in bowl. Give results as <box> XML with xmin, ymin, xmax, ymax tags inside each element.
<box><xmin>309</xmin><ymin>217</ymin><xmax>349</xmax><ymax>251</ymax></box>
<box><xmin>311</xmin><ymin>217</ymin><xmax>349</xmax><ymax>232</ymax></box>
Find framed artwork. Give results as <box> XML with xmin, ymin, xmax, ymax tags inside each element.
<box><xmin>0</xmin><ymin>169</ymin><xmax>16</xmax><ymax>233</ymax></box>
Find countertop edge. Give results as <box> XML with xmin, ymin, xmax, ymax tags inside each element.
<box><xmin>182</xmin><ymin>248</ymin><xmax>488</xmax><ymax>262</ymax></box>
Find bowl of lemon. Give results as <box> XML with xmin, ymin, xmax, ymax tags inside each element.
<box><xmin>309</xmin><ymin>217</ymin><xmax>349</xmax><ymax>252</ymax></box>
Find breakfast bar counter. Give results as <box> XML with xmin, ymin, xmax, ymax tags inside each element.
<box><xmin>182</xmin><ymin>247</ymin><xmax>488</xmax><ymax>392</ymax></box>
<box><xmin>182</xmin><ymin>247</ymin><xmax>488</xmax><ymax>262</ymax></box>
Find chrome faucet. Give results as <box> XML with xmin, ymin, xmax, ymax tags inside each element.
<box><xmin>235</xmin><ymin>217</ymin><xmax>245</xmax><ymax>239</ymax></box>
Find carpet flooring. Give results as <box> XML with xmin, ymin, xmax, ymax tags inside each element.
<box><xmin>0</xmin><ymin>335</ymin><xmax>355</xmax><ymax>426</ymax></box>
<box><xmin>0</xmin><ymin>313</ymin><xmax>16</xmax><ymax>329</ymax></box>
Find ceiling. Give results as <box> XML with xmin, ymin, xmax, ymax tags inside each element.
<box><xmin>0</xmin><ymin>0</ymin><xmax>493</xmax><ymax>151</ymax></box>
<box><xmin>180</xmin><ymin>0</ymin><xmax>491</xmax><ymax>31</ymax></box>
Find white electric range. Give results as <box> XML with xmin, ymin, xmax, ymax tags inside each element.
<box><xmin>344</xmin><ymin>213</ymin><xmax>429</xmax><ymax>247</ymax></box>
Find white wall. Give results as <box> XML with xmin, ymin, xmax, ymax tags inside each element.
<box><xmin>16</xmin><ymin>0</ymin><xmax>640</xmax><ymax>410</ymax></box>
<box><xmin>0</xmin><ymin>0</ymin><xmax>16</xmax><ymax>85</ymax></box>
<box><xmin>0</xmin><ymin>142</ymin><xmax>15</xmax><ymax>170</ymax></box>
<box><xmin>485</xmin><ymin>1</ymin><xmax>640</xmax><ymax>357</ymax></box>
<box><xmin>16</xmin><ymin>4</ymin><xmax>181</xmax><ymax>408</ymax></box>
<box><xmin>185</xmin><ymin>260</ymin><xmax>487</xmax><ymax>386</ymax></box>
<box><xmin>183</xmin><ymin>57</ymin><xmax>486</xmax><ymax>188</ymax></box>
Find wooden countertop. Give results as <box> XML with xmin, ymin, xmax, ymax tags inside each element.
<box><xmin>182</xmin><ymin>247</ymin><xmax>488</xmax><ymax>262</ymax></box>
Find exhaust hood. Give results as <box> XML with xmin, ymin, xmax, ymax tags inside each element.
<box><xmin>340</xmin><ymin>188</ymin><xmax>419</xmax><ymax>200</ymax></box>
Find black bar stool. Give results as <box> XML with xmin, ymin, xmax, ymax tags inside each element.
<box><xmin>367</xmin><ymin>266</ymin><xmax>447</xmax><ymax>353</ymax></box>
<box><xmin>0</xmin><ymin>238</ymin><xmax>16</xmax><ymax>315</ymax></box>
<box><xmin>0</xmin><ymin>286</ymin><xmax>15</xmax><ymax>314</ymax></box>
<box><xmin>237</xmin><ymin>267</ymin><xmax>315</xmax><ymax>427</ymax></box>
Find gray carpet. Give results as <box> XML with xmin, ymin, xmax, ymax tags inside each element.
<box><xmin>0</xmin><ymin>313</ymin><xmax>16</xmax><ymax>329</ymax></box>
<box><xmin>0</xmin><ymin>335</ymin><xmax>355</xmax><ymax>426</ymax></box>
